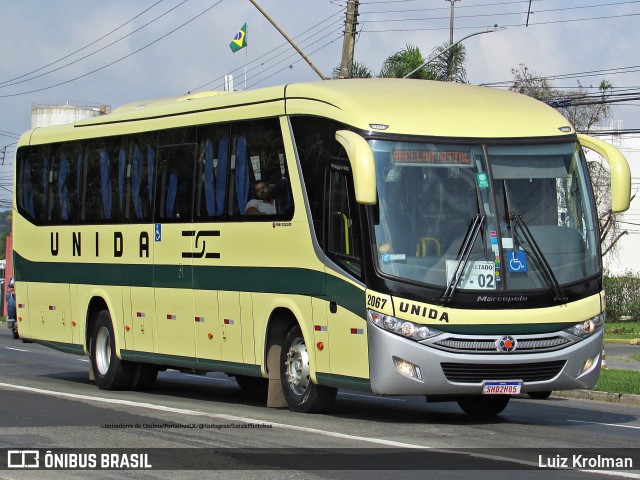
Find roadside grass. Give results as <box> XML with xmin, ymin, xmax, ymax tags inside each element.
<box><xmin>604</xmin><ymin>321</ymin><xmax>640</xmax><ymax>340</ymax></box>
<box><xmin>593</xmin><ymin>369</ymin><xmax>640</xmax><ymax>395</ymax></box>
<box><xmin>632</xmin><ymin>354</ymin><xmax>640</xmax><ymax>363</ymax></box>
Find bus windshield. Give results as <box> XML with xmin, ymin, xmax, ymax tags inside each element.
<box><xmin>370</xmin><ymin>139</ymin><xmax>600</xmax><ymax>292</ymax></box>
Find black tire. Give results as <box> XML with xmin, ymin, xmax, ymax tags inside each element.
<box><xmin>528</xmin><ymin>391</ymin><xmax>552</xmax><ymax>400</ymax></box>
<box><xmin>130</xmin><ymin>363</ymin><xmax>158</xmax><ymax>391</ymax></box>
<box><xmin>235</xmin><ymin>374</ymin><xmax>269</xmax><ymax>392</ymax></box>
<box><xmin>456</xmin><ymin>395</ymin><xmax>510</xmax><ymax>416</ymax></box>
<box><xmin>280</xmin><ymin>325</ymin><xmax>336</xmax><ymax>413</ymax></box>
<box><xmin>90</xmin><ymin>310</ymin><xmax>133</xmax><ymax>390</ymax></box>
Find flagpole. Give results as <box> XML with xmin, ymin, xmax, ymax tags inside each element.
<box><xmin>244</xmin><ymin>46</ymin><xmax>247</xmax><ymax>89</ymax></box>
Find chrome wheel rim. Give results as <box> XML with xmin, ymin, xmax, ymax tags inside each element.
<box><xmin>284</xmin><ymin>337</ymin><xmax>310</xmax><ymax>396</ymax></box>
<box><xmin>95</xmin><ymin>326</ymin><xmax>111</xmax><ymax>376</ymax></box>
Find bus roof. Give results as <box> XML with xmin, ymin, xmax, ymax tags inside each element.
<box><xmin>21</xmin><ymin>78</ymin><xmax>574</xmax><ymax>146</ymax></box>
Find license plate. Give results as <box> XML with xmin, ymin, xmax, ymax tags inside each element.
<box><xmin>482</xmin><ymin>381</ymin><xmax>522</xmax><ymax>395</ymax></box>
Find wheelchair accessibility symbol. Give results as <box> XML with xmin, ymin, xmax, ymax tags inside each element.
<box><xmin>508</xmin><ymin>250</ymin><xmax>527</xmax><ymax>273</ymax></box>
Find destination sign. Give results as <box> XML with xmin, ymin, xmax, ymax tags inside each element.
<box><xmin>392</xmin><ymin>150</ymin><xmax>472</xmax><ymax>165</ymax></box>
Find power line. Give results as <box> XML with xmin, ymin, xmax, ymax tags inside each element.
<box><xmin>0</xmin><ymin>0</ymin><xmax>190</xmax><ymax>90</ymax></box>
<box><xmin>0</xmin><ymin>0</ymin><xmax>226</xmax><ymax>98</ymax></box>
<box><xmin>188</xmin><ymin>9</ymin><xmax>345</xmax><ymax>93</ymax></box>
<box><xmin>0</xmin><ymin>0</ymin><xmax>169</xmax><ymax>87</ymax></box>
<box><xmin>361</xmin><ymin>12</ymin><xmax>640</xmax><ymax>32</ymax></box>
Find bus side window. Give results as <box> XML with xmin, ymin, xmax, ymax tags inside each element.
<box><xmin>129</xmin><ymin>136</ymin><xmax>157</xmax><ymax>222</ymax></box>
<box><xmin>229</xmin><ymin>118</ymin><xmax>292</xmax><ymax>219</ymax></box>
<box><xmin>17</xmin><ymin>145</ymin><xmax>50</xmax><ymax>224</ymax></box>
<box><xmin>48</xmin><ymin>143</ymin><xmax>81</xmax><ymax>224</ymax></box>
<box><xmin>155</xmin><ymin>145</ymin><xmax>196</xmax><ymax>222</ymax></box>
<box><xmin>195</xmin><ymin>125</ymin><xmax>229</xmax><ymax>221</ymax></box>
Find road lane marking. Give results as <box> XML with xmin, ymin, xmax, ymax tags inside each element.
<box><xmin>5</xmin><ymin>347</ymin><xmax>30</xmax><ymax>352</ymax></box>
<box><xmin>0</xmin><ymin>381</ymin><xmax>637</xmax><ymax>478</ymax></box>
<box><xmin>568</xmin><ymin>420</ymin><xmax>640</xmax><ymax>430</ymax></box>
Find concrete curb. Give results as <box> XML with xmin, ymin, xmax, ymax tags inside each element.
<box><xmin>605</xmin><ymin>339</ymin><xmax>640</xmax><ymax>345</ymax></box>
<box><xmin>551</xmin><ymin>389</ymin><xmax>640</xmax><ymax>407</ymax></box>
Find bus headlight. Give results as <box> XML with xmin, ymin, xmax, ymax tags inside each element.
<box><xmin>368</xmin><ymin>310</ymin><xmax>442</xmax><ymax>342</ymax></box>
<box><xmin>565</xmin><ymin>312</ymin><xmax>605</xmax><ymax>338</ymax></box>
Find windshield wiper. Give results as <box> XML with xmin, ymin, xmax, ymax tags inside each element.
<box><xmin>503</xmin><ymin>181</ymin><xmax>567</xmax><ymax>303</ymax></box>
<box><xmin>441</xmin><ymin>214</ymin><xmax>485</xmax><ymax>304</ymax></box>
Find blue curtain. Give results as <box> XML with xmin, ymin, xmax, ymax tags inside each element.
<box><xmin>132</xmin><ymin>145</ymin><xmax>142</xmax><ymax>219</ymax></box>
<box><xmin>58</xmin><ymin>154</ymin><xmax>69</xmax><ymax>220</ymax></box>
<box><xmin>118</xmin><ymin>148</ymin><xmax>126</xmax><ymax>211</ymax></box>
<box><xmin>204</xmin><ymin>139</ymin><xmax>215</xmax><ymax>217</ymax></box>
<box><xmin>235</xmin><ymin>136</ymin><xmax>248</xmax><ymax>215</ymax></box>
<box><xmin>215</xmin><ymin>137</ymin><xmax>228</xmax><ymax>216</ymax></box>
<box><xmin>76</xmin><ymin>151</ymin><xmax>83</xmax><ymax>207</ymax></box>
<box><xmin>100</xmin><ymin>149</ymin><xmax>112</xmax><ymax>220</ymax></box>
<box><xmin>147</xmin><ymin>146</ymin><xmax>155</xmax><ymax>205</ymax></box>
<box><xmin>42</xmin><ymin>155</ymin><xmax>49</xmax><ymax>214</ymax></box>
<box><xmin>166</xmin><ymin>172</ymin><xmax>177</xmax><ymax>218</ymax></box>
<box><xmin>23</xmin><ymin>158</ymin><xmax>35</xmax><ymax>218</ymax></box>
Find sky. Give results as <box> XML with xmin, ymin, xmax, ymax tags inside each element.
<box><xmin>0</xmin><ymin>0</ymin><xmax>639</xmax><ymax>271</ymax></box>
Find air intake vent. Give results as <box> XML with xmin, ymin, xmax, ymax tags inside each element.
<box><xmin>440</xmin><ymin>360</ymin><xmax>566</xmax><ymax>383</ymax></box>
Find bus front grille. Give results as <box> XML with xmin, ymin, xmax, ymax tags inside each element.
<box><xmin>440</xmin><ymin>360</ymin><xmax>566</xmax><ymax>383</ymax></box>
<box><xmin>431</xmin><ymin>336</ymin><xmax>572</xmax><ymax>354</ymax></box>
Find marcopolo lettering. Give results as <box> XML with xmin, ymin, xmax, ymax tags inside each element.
<box><xmin>398</xmin><ymin>301</ymin><xmax>449</xmax><ymax>323</ymax></box>
<box><xmin>477</xmin><ymin>295</ymin><xmax>528</xmax><ymax>303</ymax></box>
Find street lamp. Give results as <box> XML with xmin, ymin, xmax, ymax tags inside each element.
<box><xmin>402</xmin><ymin>25</ymin><xmax>505</xmax><ymax>79</ymax></box>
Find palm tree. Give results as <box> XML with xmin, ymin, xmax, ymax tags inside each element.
<box><xmin>429</xmin><ymin>42</ymin><xmax>467</xmax><ymax>83</ymax></box>
<box><xmin>378</xmin><ymin>45</ymin><xmax>438</xmax><ymax>80</ymax></box>
<box><xmin>331</xmin><ymin>60</ymin><xmax>373</xmax><ymax>79</ymax></box>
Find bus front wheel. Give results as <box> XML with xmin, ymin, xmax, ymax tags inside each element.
<box><xmin>456</xmin><ymin>395</ymin><xmax>510</xmax><ymax>416</ymax></box>
<box><xmin>90</xmin><ymin>310</ymin><xmax>133</xmax><ymax>390</ymax></box>
<box><xmin>280</xmin><ymin>325</ymin><xmax>336</xmax><ymax>413</ymax></box>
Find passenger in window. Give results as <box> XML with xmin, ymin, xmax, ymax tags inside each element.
<box><xmin>246</xmin><ymin>181</ymin><xmax>277</xmax><ymax>215</ymax></box>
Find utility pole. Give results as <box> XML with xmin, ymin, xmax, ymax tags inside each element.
<box><xmin>249</xmin><ymin>0</ymin><xmax>327</xmax><ymax>80</ymax></box>
<box><xmin>445</xmin><ymin>0</ymin><xmax>460</xmax><ymax>82</ymax></box>
<box><xmin>445</xmin><ymin>0</ymin><xmax>460</xmax><ymax>46</ymax></box>
<box><xmin>338</xmin><ymin>0</ymin><xmax>359</xmax><ymax>79</ymax></box>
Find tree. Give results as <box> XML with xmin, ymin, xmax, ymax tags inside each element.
<box><xmin>331</xmin><ymin>60</ymin><xmax>373</xmax><ymax>79</ymax></box>
<box><xmin>429</xmin><ymin>42</ymin><xmax>467</xmax><ymax>83</ymax></box>
<box><xmin>378</xmin><ymin>44</ymin><xmax>438</xmax><ymax>80</ymax></box>
<box><xmin>509</xmin><ymin>64</ymin><xmax>623</xmax><ymax>258</ymax></box>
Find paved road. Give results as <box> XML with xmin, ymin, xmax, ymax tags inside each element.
<box><xmin>604</xmin><ymin>342</ymin><xmax>640</xmax><ymax>371</ymax></box>
<box><xmin>1</xmin><ymin>328</ymin><xmax>639</xmax><ymax>479</ymax></box>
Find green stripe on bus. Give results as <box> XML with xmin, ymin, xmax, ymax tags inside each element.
<box><xmin>316</xmin><ymin>372</ymin><xmax>372</xmax><ymax>392</ymax></box>
<box><xmin>121</xmin><ymin>349</ymin><xmax>262</xmax><ymax>376</ymax></box>
<box><xmin>30</xmin><ymin>339</ymin><xmax>85</xmax><ymax>356</ymax></box>
<box><xmin>14</xmin><ymin>251</ymin><xmax>366</xmax><ymax>318</ymax></box>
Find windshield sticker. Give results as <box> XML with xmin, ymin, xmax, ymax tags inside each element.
<box><xmin>392</xmin><ymin>150</ymin><xmax>472</xmax><ymax>165</ymax></box>
<box><xmin>502</xmin><ymin>237</ymin><xmax>514</xmax><ymax>249</ymax></box>
<box><xmin>382</xmin><ymin>253</ymin><xmax>391</xmax><ymax>264</ymax></box>
<box><xmin>378</xmin><ymin>243</ymin><xmax>391</xmax><ymax>254</ymax></box>
<box><xmin>508</xmin><ymin>250</ymin><xmax>528</xmax><ymax>273</ymax></box>
<box><xmin>476</xmin><ymin>172</ymin><xmax>489</xmax><ymax>189</ymax></box>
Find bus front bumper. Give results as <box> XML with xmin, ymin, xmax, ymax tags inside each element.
<box><xmin>368</xmin><ymin>324</ymin><xmax>603</xmax><ymax>396</ymax></box>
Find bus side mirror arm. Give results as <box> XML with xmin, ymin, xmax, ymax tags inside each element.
<box><xmin>577</xmin><ymin>134</ymin><xmax>631</xmax><ymax>213</ymax></box>
<box><xmin>335</xmin><ymin>130</ymin><xmax>377</xmax><ymax>205</ymax></box>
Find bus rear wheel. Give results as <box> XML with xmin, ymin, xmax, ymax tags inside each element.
<box><xmin>456</xmin><ymin>395</ymin><xmax>510</xmax><ymax>416</ymax></box>
<box><xmin>280</xmin><ymin>325</ymin><xmax>336</xmax><ymax>413</ymax></box>
<box><xmin>90</xmin><ymin>310</ymin><xmax>133</xmax><ymax>390</ymax></box>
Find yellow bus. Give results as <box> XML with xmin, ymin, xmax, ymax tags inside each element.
<box><xmin>13</xmin><ymin>79</ymin><xmax>631</xmax><ymax>416</ymax></box>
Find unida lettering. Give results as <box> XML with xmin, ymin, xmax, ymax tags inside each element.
<box><xmin>398</xmin><ymin>302</ymin><xmax>449</xmax><ymax>323</ymax></box>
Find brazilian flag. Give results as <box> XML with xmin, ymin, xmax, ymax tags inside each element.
<box><xmin>229</xmin><ymin>23</ymin><xmax>247</xmax><ymax>53</ymax></box>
